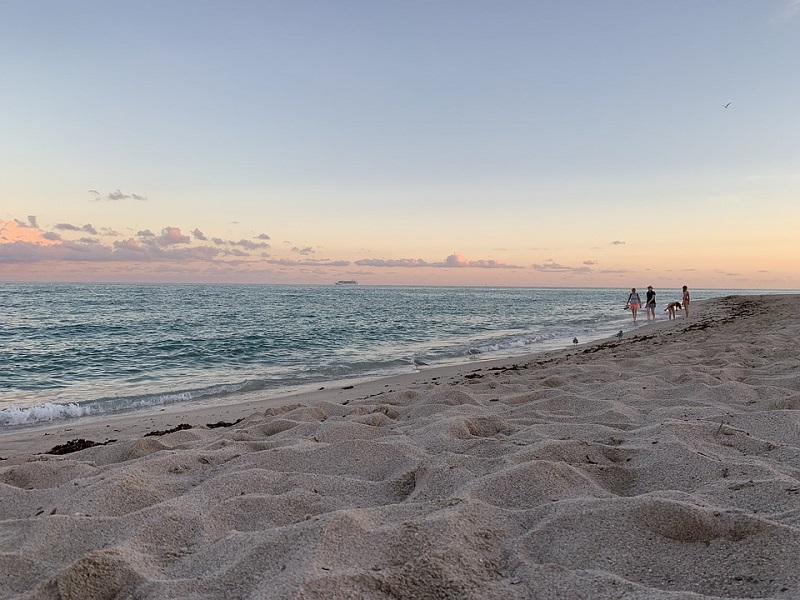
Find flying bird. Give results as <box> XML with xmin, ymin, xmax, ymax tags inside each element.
<box><xmin>722</xmin><ymin>102</ymin><xmax>731</xmax><ymax>108</ymax></box>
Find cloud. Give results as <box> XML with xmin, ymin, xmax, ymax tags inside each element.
<box><xmin>167</xmin><ymin>247</ymin><xmax>221</xmax><ymax>261</ymax></box>
<box><xmin>583</xmin><ymin>260</ymin><xmax>598</xmax><ymax>265</ymax></box>
<box><xmin>0</xmin><ymin>224</ymin><xmax>221</xmax><ymax>264</ymax></box>
<box><xmin>444</xmin><ymin>253</ymin><xmax>468</xmax><ymax>267</ymax></box>
<box><xmin>267</xmin><ymin>258</ymin><xmax>350</xmax><ymax>267</ymax></box>
<box><xmin>531</xmin><ymin>261</ymin><xmax>592</xmax><ymax>274</ymax></box>
<box><xmin>132</xmin><ymin>227</ymin><xmax>191</xmax><ymax>246</ymax></box>
<box><xmin>54</xmin><ymin>222</ymin><xmax>99</xmax><ymax>235</ymax></box>
<box><xmin>230</xmin><ymin>239</ymin><xmax>270</xmax><ymax>251</ymax></box>
<box><xmin>0</xmin><ymin>218</ymin><xmax>244</xmax><ymax>267</ymax></box>
<box><xmin>355</xmin><ymin>254</ymin><xmax>522</xmax><ymax>269</ymax></box>
<box><xmin>224</xmin><ymin>248</ymin><xmax>250</xmax><ymax>257</ymax></box>
<box><xmin>114</xmin><ymin>238</ymin><xmax>147</xmax><ymax>254</ymax></box>
<box><xmin>110</xmin><ymin>238</ymin><xmax>219</xmax><ymax>261</ymax></box>
<box><xmin>156</xmin><ymin>227</ymin><xmax>191</xmax><ymax>246</ymax></box>
<box><xmin>355</xmin><ymin>258</ymin><xmax>430</xmax><ymax>268</ymax></box>
<box><xmin>1</xmin><ymin>216</ymin><xmax>523</xmax><ymax>279</ymax></box>
<box><xmin>441</xmin><ymin>253</ymin><xmax>521</xmax><ymax>268</ymax></box>
<box><xmin>0</xmin><ymin>242</ymin><xmax>71</xmax><ymax>262</ymax></box>
<box><xmin>0</xmin><ymin>237</ymin><xmax>133</xmax><ymax>262</ymax></box>
<box><xmin>15</xmin><ymin>216</ymin><xmax>34</xmax><ymax>229</ymax></box>
<box><xmin>2</xmin><ymin>231</ymin><xmax>522</xmax><ymax>273</ymax></box>
<box><xmin>610</xmin><ymin>240</ymin><xmax>626</xmax><ymax>245</ymax></box>
<box><xmin>92</xmin><ymin>189</ymin><xmax>148</xmax><ymax>202</ymax></box>
<box><xmin>466</xmin><ymin>259</ymin><xmax>520</xmax><ymax>268</ymax></box>
<box><xmin>596</xmin><ymin>268</ymin><xmax>630</xmax><ymax>274</ymax></box>
<box><xmin>1</xmin><ymin>220</ymin><xmax>60</xmax><ymax>245</ymax></box>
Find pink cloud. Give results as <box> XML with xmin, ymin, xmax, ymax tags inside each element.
<box><xmin>156</xmin><ymin>227</ymin><xmax>191</xmax><ymax>246</ymax></box>
<box><xmin>2</xmin><ymin>216</ymin><xmax>524</xmax><ymax>283</ymax></box>
<box><xmin>0</xmin><ymin>220</ymin><xmax>60</xmax><ymax>245</ymax></box>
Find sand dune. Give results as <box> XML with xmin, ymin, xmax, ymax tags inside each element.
<box><xmin>2</xmin><ymin>294</ymin><xmax>799</xmax><ymax>599</ymax></box>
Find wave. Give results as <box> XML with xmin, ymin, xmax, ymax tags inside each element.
<box><xmin>1</xmin><ymin>328</ymin><xmax>620</xmax><ymax>427</ymax></box>
<box><xmin>0</xmin><ymin>381</ymin><xmax>253</xmax><ymax>427</ymax></box>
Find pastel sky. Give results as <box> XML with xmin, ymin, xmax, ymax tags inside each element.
<box><xmin>2</xmin><ymin>1</ymin><xmax>799</xmax><ymax>288</ymax></box>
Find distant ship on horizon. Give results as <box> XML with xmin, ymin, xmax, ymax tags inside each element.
<box><xmin>334</xmin><ymin>280</ymin><xmax>358</xmax><ymax>285</ymax></box>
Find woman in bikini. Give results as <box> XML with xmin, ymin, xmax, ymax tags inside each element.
<box><xmin>682</xmin><ymin>285</ymin><xmax>690</xmax><ymax>318</ymax></box>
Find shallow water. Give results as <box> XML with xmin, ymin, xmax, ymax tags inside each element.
<box><xmin>0</xmin><ymin>283</ymin><xmax>781</xmax><ymax>425</ymax></box>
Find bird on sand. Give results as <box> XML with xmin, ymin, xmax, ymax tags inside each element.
<box><xmin>616</xmin><ymin>330</ymin><xmax>623</xmax><ymax>339</ymax></box>
<box><xmin>573</xmin><ymin>337</ymin><xmax>578</xmax><ymax>345</ymax></box>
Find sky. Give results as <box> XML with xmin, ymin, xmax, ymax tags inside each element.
<box><xmin>2</xmin><ymin>1</ymin><xmax>799</xmax><ymax>288</ymax></box>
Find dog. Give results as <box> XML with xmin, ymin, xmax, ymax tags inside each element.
<box><xmin>665</xmin><ymin>301</ymin><xmax>682</xmax><ymax>320</ymax></box>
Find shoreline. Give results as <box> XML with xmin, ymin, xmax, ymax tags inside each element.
<box><xmin>2</xmin><ymin>293</ymin><xmax>799</xmax><ymax>598</ymax></box>
<box><xmin>4</xmin><ymin>286</ymin><xmax>774</xmax><ymax>428</ymax></box>
<box><xmin>1</xmin><ymin>298</ymin><xmax>695</xmax><ymax>460</ymax></box>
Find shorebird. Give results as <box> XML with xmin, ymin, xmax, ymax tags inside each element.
<box><xmin>573</xmin><ymin>337</ymin><xmax>578</xmax><ymax>345</ymax></box>
<box><xmin>723</xmin><ymin>102</ymin><xmax>731</xmax><ymax>108</ymax></box>
<box><xmin>616</xmin><ymin>330</ymin><xmax>623</xmax><ymax>339</ymax></box>
<box><xmin>412</xmin><ymin>358</ymin><xmax>428</xmax><ymax>367</ymax></box>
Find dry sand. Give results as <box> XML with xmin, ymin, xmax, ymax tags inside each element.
<box><xmin>1</xmin><ymin>294</ymin><xmax>799</xmax><ymax>599</ymax></box>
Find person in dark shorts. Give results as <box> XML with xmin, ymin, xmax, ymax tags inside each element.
<box><xmin>646</xmin><ymin>286</ymin><xmax>656</xmax><ymax>320</ymax></box>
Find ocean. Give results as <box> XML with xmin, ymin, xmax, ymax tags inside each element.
<box><xmin>0</xmin><ymin>283</ymin><xmax>781</xmax><ymax>427</ymax></box>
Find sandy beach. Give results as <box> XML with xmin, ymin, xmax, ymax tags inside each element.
<box><xmin>2</xmin><ymin>294</ymin><xmax>799</xmax><ymax>599</ymax></box>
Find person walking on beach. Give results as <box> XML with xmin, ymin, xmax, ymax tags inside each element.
<box><xmin>645</xmin><ymin>286</ymin><xmax>656</xmax><ymax>320</ymax></box>
<box><xmin>682</xmin><ymin>285</ymin><xmax>690</xmax><ymax>318</ymax></box>
<box><xmin>626</xmin><ymin>288</ymin><xmax>641</xmax><ymax>323</ymax></box>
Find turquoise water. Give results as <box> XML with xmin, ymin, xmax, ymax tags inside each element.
<box><xmin>0</xmin><ymin>284</ymin><xmax>782</xmax><ymax>425</ymax></box>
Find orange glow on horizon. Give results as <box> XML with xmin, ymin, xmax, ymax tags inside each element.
<box><xmin>0</xmin><ymin>220</ymin><xmax>60</xmax><ymax>246</ymax></box>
